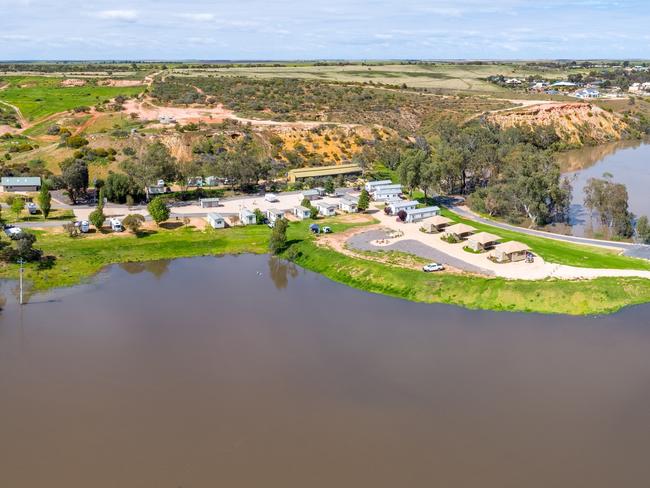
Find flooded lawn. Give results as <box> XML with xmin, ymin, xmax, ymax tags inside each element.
<box><xmin>1</xmin><ymin>254</ymin><xmax>650</xmax><ymax>487</ymax></box>
<box><xmin>558</xmin><ymin>139</ymin><xmax>650</xmax><ymax>237</ymax></box>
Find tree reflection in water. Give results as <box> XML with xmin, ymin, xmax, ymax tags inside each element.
<box><xmin>119</xmin><ymin>260</ymin><xmax>171</xmax><ymax>280</ymax></box>
<box><xmin>268</xmin><ymin>256</ymin><xmax>299</xmax><ymax>290</ymax></box>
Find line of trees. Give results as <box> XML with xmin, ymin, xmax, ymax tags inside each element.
<box><xmin>394</xmin><ymin>122</ymin><xmax>572</xmax><ymax>227</ymax></box>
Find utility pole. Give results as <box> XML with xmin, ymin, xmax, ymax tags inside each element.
<box><xmin>18</xmin><ymin>257</ymin><xmax>24</xmax><ymax>305</ymax></box>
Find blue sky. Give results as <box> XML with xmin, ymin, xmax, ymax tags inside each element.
<box><xmin>1</xmin><ymin>0</ymin><xmax>649</xmax><ymax>60</ymax></box>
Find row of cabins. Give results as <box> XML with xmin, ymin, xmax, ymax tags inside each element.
<box><xmin>232</xmin><ymin>198</ymin><xmax>359</xmax><ymax>227</ymax></box>
<box><xmin>417</xmin><ymin>217</ymin><xmax>531</xmax><ymax>263</ymax></box>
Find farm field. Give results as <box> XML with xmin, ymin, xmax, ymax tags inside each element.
<box><xmin>0</xmin><ymin>76</ymin><xmax>144</xmax><ymax>122</ymax></box>
<box><xmin>168</xmin><ymin>62</ymin><xmax>577</xmax><ymax>93</ymax></box>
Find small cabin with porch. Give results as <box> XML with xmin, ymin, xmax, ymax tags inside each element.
<box><xmin>338</xmin><ymin>198</ymin><xmax>358</xmax><ymax>213</ymax></box>
<box><xmin>317</xmin><ymin>202</ymin><xmax>337</xmax><ymax>217</ymax></box>
<box><xmin>239</xmin><ymin>208</ymin><xmax>256</xmax><ymax>226</ymax></box>
<box><xmin>293</xmin><ymin>206</ymin><xmax>311</xmax><ymax>220</ymax></box>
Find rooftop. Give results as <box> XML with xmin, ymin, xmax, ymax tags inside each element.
<box><xmin>288</xmin><ymin>163</ymin><xmax>362</xmax><ymax>180</ymax></box>
<box><xmin>1</xmin><ymin>176</ymin><xmax>41</xmax><ymax>186</ymax></box>
<box><xmin>468</xmin><ymin>231</ymin><xmax>501</xmax><ymax>245</ymax></box>
<box><xmin>445</xmin><ymin>223</ymin><xmax>477</xmax><ymax>235</ymax></box>
<box><xmin>423</xmin><ymin>215</ymin><xmax>453</xmax><ymax>226</ymax></box>
<box><xmin>406</xmin><ymin>205</ymin><xmax>440</xmax><ymax>214</ymax></box>
<box><xmin>494</xmin><ymin>241</ymin><xmax>531</xmax><ymax>254</ymax></box>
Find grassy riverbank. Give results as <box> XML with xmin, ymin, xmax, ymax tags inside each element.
<box><xmin>287</xmin><ymin>238</ymin><xmax>650</xmax><ymax>315</ymax></box>
<box><xmin>1</xmin><ymin>217</ymin><xmax>649</xmax><ymax>314</ymax></box>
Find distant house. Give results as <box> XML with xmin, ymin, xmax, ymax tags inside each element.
<box><xmin>266</xmin><ymin>208</ymin><xmax>284</xmax><ymax>224</ymax></box>
<box><xmin>204</xmin><ymin>176</ymin><xmax>220</xmax><ymax>186</ymax></box>
<box><xmin>574</xmin><ymin>88</ymin><xmax>600</xmax><ymax>99</ymax></box>
<box><xmin>145</xmin><ymin>184</ymin><xmax>168</xmax><ymax>200</ymax></box>
<box><xmin>466</xmin><ymin>231</ymin><xmax>501</xmax><ymax>252</ymax></box>
<box><xmin>387</xmin><ymin>200</ymin><xmax>418</xmax><ymax>215</ymax></box>
<box><xmin>199</xmin><ymin>197</ymin><xmax>220</xmax><ymax>208</ymax></box>
<box><xmin>316</xmin><ymin>202</ymin><xmax>337</xmax><ymax>217</ymax></box>
<box><xmin>301</xmin><ymin>189</ymin><xmax>321</xmax><ymax>201</ymax></box>
<box><xmin>372</xmin><ymin>184</ymin><xmax>403</xmax><ymax>202</ymax></box>
<box><xmin>293</xmin><ymin>206</ymin><xmax>311</xmax><ymax>220</ymax></box>
<box><xmin>490</xmin><ymin>241</ymin><xmax>531</xmax><ymax>263</ymax></box>
<box><xmin>364</xmin><ymin>180</ymin><xmax>393</xmax><ymax>192</ymax></box>
<box><xmin>551</xmin><ymin>81</ymin><xmax>578</xmax><ymax>88</ymax></box>
<box><xmin>0</xmin><ymin>176</ymin><xmax>42</xmax><ymax>192</ymax></box>
<box><xmin>404</xmin><ymin>206</ymin><xmax>440</xmax><ymax>223</ymax></box>
<box><xmin>338</xmin><ymin>198</ymin><xmax>358</xmax><ymax>213</ymax></box>
<box><xmin>239</xmin><ymin>208</ymin><xmax>256</xmax><ymax>226</ymax></box>
<box><xmin>206</xmin><ymin>213</ymin><xmax>226</xmax><ymax>229</ymax></box>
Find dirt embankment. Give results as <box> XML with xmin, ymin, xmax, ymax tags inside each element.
<box><xmin>489</xmin><ymin>102</ymin><xmax>629</xmax><ymax>146</ymax></box>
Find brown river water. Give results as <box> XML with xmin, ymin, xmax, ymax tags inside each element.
<box><xmin>558</xmin><ymin>139</ymin><xmax>650</xmax><ymax>237</ymax></box>
<box><xmin>1</xmin><ymin>254</ymin><xmax>650</xmax><ymax>487</ymax></box>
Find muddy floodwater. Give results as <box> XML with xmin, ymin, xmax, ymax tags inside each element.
<box><xmin>1</xmin><ymin>255</ymin><xmax>650</xmax><ymax>488</ymax></box>
<box><xmin>558</xmin><ymin>139</ymin><xmax>650</xmax><ymax>237</ymax></box>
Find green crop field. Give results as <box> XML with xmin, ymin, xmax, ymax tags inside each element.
<box><xmin>0</xmin><ymin>76</ymin><xmax>144</xmax><ymax>122</ymax></box>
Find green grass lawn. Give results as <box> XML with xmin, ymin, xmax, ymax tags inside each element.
<box><xmin>438</xmin><ymin>208</ymin><xmax>650</xmax><ymax>271</ymax></box>
<box><xmin>0</xmin><ymin>76</ymin><xmax>144</xmax><ymax>121</ymax></box>
<box><xmin>1</xmin><ymin>215</ymin><xmax>649</xmax><ymax>315</ymax></box>
<box><xmin>11</xmin><ymin>208</ymin><xmax>76</xmax><ymax>223</ymax></box>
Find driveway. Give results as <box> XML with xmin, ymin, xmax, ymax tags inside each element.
<box><xmin>347</xmin><ymin>229</ymin><xmax>495</xmax><ymax>276</ymax></box>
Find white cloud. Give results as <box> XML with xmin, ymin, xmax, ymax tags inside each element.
<box><xmin>95</xmin><ymin>9</ymin><xmax>138</xmax><ymax>22</ymax></box>
<box><xmin>178</xmin><ymin>13</ymin><xmax>215</xmax><ymax>22</ymax></box>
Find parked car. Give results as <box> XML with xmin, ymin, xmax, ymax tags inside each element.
<box><xmin>309</xmin><ymin>223</ymin><xmax>320</xmax><ymax>234</ymax></box>
<box><xmin>26</xmin><ymin>202</ymin><xmax>38</xmax><ymax>214</ymax></box>
<box><xmin>322</xmin><ymin>226</ymin><xmax>332</xmax><ymax>234</ymax></box>
<box><xmin>4</xmin><ymin>225</ymin><xmax>23</xmax><ymax>239</ymax></box>
<box><xmin>264</xmin><ymin>193</ymin><xmax>279</xmax><ymax>203</ymax></box>
<box><xmin>422</xmin><ymin>263</ymin><xmax>445</xmax><ymax>272</ymax></box>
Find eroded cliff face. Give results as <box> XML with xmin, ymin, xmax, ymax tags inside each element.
<box><xmin>490</xmin><ymin>103</ymin><xmax>630</xmax><ymax>146</ymax></box>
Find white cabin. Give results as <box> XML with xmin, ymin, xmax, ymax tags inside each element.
<box><xmin>266</xmin><ymin>208</ymin><xmax>284</xmax><ymax>223</ymax></box>
<box><xmin>338</xmin><ymin>198</ymin><xmax>358</xmax><ymax>213</ymax></box>
<box><xmin>404</xmin><ymin>206</ymin><xmax>440</xmax><ymax>223</ymax></box>
<box><xmin>206</xmin><ymin>213</ymin><xmax>226</xmax><ymax>229</ymax></box>
<box><xmin>239</xmin><ymin>208</ymin><xmax>256</xmax><ymax>226</ymax></box>
<box><xmin>387</xmin><ymin>200</ymin><xmax>418</xmax><ymax>215</ymax></box>
<box><xmin>293</xmin><ymin>206</ymin><xmax>311</xmax><ymax>220</ymax></box>
<box><xmin>317</xmin><ymin>202</ymin><xmax>337</xmax><ymax>217</ymax></box>
<box><xmin>364</xmin><ymin>180</ymin><xmax>392</xmax><ymax>192</ymax></box>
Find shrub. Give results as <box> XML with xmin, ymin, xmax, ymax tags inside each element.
<box><xmin>147</xmin><ymin>197</ymin><xmax>170</xmax><ymax>225</ymax></box>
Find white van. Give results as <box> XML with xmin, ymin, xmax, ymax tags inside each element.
<box><xmin>79</xmin><ymin>220</ymin><xmax>90</xmax><ymax>233</ymax></box>
<box><xmin>110</xmin><ymin>218</ymin><xmax>123</xmax><ymax>232</ymax></box>
<box><xmin>27</xmin><ymin>202</ymin><xmax>38</xmax><ymax>214</ymax></box>
<box><xmin>264</xmin><ymin>193</ymin><xmax>279</xmax><ymax>203</ymax></box>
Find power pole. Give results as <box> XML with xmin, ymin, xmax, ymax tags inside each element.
<box><xmin>18</xmin><ymin>257</ymin><xmax>24</xmax><ymax>305</ymax></box>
